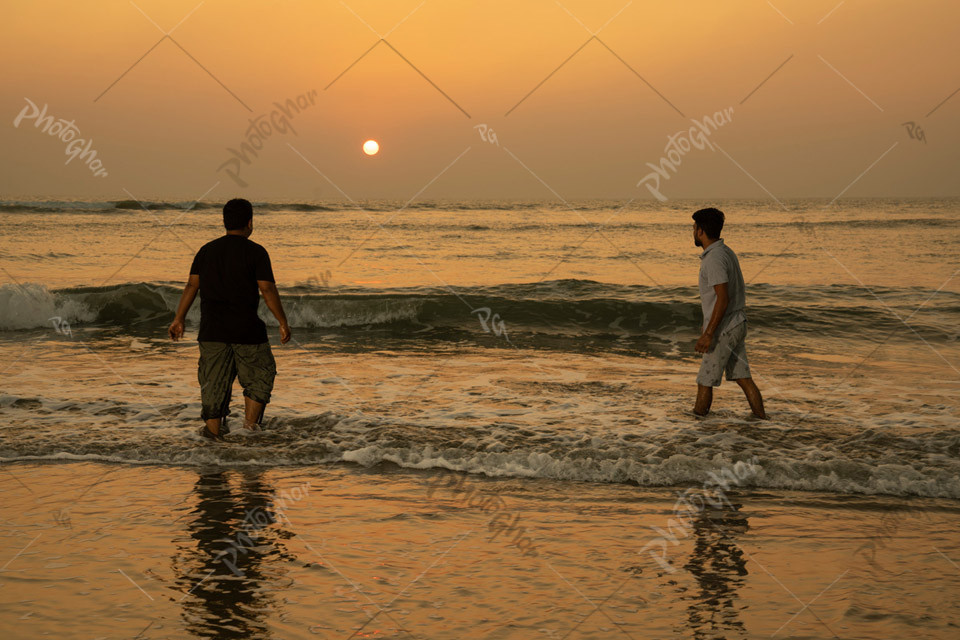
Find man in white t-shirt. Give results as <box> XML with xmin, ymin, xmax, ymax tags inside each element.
<box><xmin>692</xmin><ymin>207</ymin><xmax>766</xmax><ymax>419</ymax></box>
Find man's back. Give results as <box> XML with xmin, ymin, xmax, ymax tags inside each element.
<box><xmin>698</xmin><ymin>238</ymin><xmax>746</xmax><ymax>334</ymax></box>
<box><xmin>190</xmin><ymin>235</ymin><xmax>274</xmax><ymax>344</ymax></box>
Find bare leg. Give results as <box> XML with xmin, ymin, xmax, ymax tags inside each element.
<box><xmin>243</xmin><ymin>396</ymin><xmax>265</xmax><ymax>430</ymax></box>
<box><xmin>694</xmin><ymin>384</ymin><xmax>713</xmax><ymax>416</ymax></box>
<box><xmin>735</xmin><ymin>378</ymin><xmax>767</xmax><ymax>419</ymax></box>
<box><xmin>205</xmin><ymin>417</ymin><xmax>222</xmax><ymax>435</ymax></box>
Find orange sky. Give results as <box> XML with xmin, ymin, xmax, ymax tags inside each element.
<box><xmin>1</xmin><ymin>0</ymin><xmax>958</xmax><ymax>201</ymax></box>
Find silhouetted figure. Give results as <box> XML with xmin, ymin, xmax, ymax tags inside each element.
<box><xmin>171</xmin><ymin>470</ymin><xmax>294</xmax><ymax>639</ymax></box>
<box><xmin>681</xmin><ymin>495</ymin><xmax>750</xmax><ymax>639</ymax></box>
<box><xmin>168</xmin><ymin>198</ymin><xmax>292</xmax><ymax>441</ymax></box>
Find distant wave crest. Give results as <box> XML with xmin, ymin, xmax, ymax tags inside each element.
<box><xmin>1</xmin><ymin>281</ymin><xmax>956</xmax><ymax>344</ymax></box>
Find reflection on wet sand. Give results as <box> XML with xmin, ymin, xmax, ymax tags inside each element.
<box><xmin>681</xmin><ymin>498</ymin><xmax>750</xmax><ymax>639</ymax></box>
<box><xmin>171</xmin><ymin>470</ymin><xmax>296</xmax><ymax>640</ymax></box>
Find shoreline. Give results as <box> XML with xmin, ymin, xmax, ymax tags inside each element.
<box><xmin>2</xmin><ymin>461</ymin><xmax>958</xmax><ymax>639</ymax></box>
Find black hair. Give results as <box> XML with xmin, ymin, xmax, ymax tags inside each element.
<box><xmin>692</xmin><ymin>207</ymin><xmax>724</xmax><ymax>240</ymax></box>
<box><xmin>223</xmin><ymin>198</ymin><xmax>253</xmax><ymax>230</ymax></box>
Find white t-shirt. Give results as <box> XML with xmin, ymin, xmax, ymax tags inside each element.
<box><xmin>698</xmin><ymin>239</ymin><xmax>746</xmax><ymax>333</ymax></box>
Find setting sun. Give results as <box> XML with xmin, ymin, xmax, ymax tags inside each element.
<box><xmin>362</xmin><ymin>139</ymin><xmax>379</xmax><ymax>156</ymax></box>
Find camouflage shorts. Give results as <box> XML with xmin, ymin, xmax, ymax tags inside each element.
<box><xmin>198</xmin><ymin>341</ymin><xmax>276</xmax><ymax>421</ymax></box>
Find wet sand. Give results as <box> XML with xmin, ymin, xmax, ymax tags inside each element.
<box><xmin>2</xmin><ymin>461</ymin><xmax>959</xmax><ymax>639</ymax></box>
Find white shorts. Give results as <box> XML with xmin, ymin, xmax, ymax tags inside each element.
<box><xmin>697</xmin><ymin>321</ymin><xmax>751</xmax><ymax>387</ymax></box>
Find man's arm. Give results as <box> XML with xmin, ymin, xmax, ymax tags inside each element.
<box><xmin>258</xmin><ymin>280</ymin><xmax>291</xmax><ymax>344</ymax></box>
<box><xmin>695</xmin><ymin>282</ymin><xmax>729</xmax><ymax>354</ymax></box>
<box><xmin>168</xmin><ymin>273</ymin><xmax>200</xmax><ymax>341</ymax></box>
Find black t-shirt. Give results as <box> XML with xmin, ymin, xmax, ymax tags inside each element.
<box><xmin>189</xmin><ymin>235</ymin><xmax>275</xmax><ymax>344</ymax></box>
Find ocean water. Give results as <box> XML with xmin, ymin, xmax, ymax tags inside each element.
<box><xmin>1</xmin><ymin>198</ymin><xmax>958</xmax><ymax>498</ymax></box>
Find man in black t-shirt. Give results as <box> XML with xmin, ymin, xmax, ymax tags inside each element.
<box><xmin>168</xmin><ymin>199</ymin><xmax>291</xmax><ymax>441</ymax></box>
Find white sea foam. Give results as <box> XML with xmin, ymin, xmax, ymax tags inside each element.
<box><xmin>0</xmin><ymin>283</ymin><xmax>95</xmax><ymax>330</ymax></box>
<box><xmin>2</xmin><ymin>401</ymin><xmax>958</xmax><ymax>499</ymax></box>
